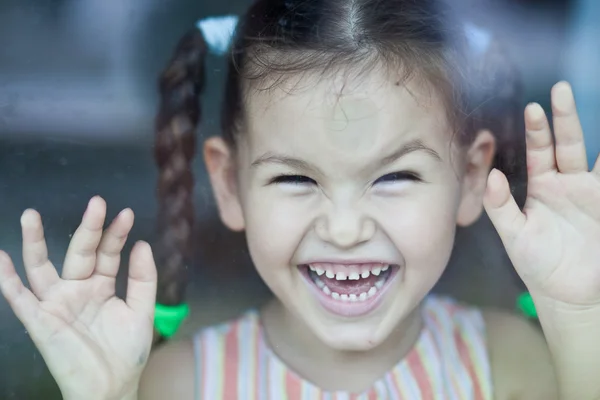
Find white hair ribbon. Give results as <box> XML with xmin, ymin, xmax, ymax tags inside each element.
<box><xmin>196</xmin><ymin>15</ymin><xmax>239</xmax><ymax>56</ymax></box>
<box><xmin>464</xmin><ymin>22</ymin><xmax>492</xmax><ymax>56</ymax></box>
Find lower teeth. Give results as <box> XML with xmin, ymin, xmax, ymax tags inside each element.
<box><xmin>310</xmin><ymin>271</ymin><xmax>389</xmax><ymax>302</ymax></box>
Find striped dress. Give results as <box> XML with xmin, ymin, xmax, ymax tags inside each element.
<box><xmin>192</xmin><ymin>295</ymin><xmax>493</xmax><ymax>399</ymax></box>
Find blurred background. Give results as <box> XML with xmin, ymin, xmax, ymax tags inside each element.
<box><xmin>0</xmin><ymin>0</ymin><xmax>597</xmax><ymax>398</ymax></box>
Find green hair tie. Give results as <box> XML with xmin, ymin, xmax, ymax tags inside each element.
<box><xmin>517</xmin><ymin>292</ymin><xmax>538</xmax><ymax>319</ymax></box>
<box><xmin>154</xmin><ymin>303</ymin><xmax>190</xmax><ymax>338</ymax></box>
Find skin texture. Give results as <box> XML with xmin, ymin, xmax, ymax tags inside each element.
<box><xmin>322</xmin><ymin>81</ymin><xmax>382</xmax><ymax>152</ymax></box>
<box><xmin>204</xmin><ymin>69</ymin><xmax>498</xmax><ymax>391</ymax></box>
<box><xmin>138</xmin><ymin>71</ymin><xmax>560</xmax><ymax>399</ymax></box>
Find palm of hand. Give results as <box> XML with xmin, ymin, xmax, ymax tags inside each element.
<box><xmin>511</xmin><ymin>172</ymin><xmax>600</xmax><ymax>304</ymax></box>
<box><xmin>485</xmin><ymin>82</ymin><xmax>600</xmax><ymax>306</ymax></box>
<box><xmin>37</xmin><ymin>278</ymin><xmax>152</xmax><ymax>394</ymax></box>
<box><xmin>0</xmin><ymin>197</ymin><xmax>157</xmax><ymax>399</ymax></box>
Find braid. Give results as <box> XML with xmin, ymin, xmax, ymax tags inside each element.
<box><xmin>154</xmin><ymin>29</ymin><xmax>207</xmax><ymax>309</ymax></box>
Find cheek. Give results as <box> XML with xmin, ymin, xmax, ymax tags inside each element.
<box><xmin>242</xmin><ymin>190</ymin><xmax>311</xmax><ymax>274</ymax></box>
<box><xmin>378</xmin><ymin>186</ymin><xmax>460</xmax><ymax>270</ymax></box>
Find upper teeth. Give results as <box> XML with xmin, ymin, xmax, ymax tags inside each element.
<box><xmin>308</xmin><ymin>263</ymin><xmax>390</xmax><ymax>281</ymax></box>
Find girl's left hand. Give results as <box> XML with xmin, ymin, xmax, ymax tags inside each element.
<box><xmin>484</xmin><ymin>81</ymin><xmax>600</xmax><ymax>307</ymax></box>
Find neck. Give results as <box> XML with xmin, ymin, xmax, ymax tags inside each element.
<box><xmin>260</xmin><ymin>298</ymin><xmax>423</xmax><ymax>392</ymax></box>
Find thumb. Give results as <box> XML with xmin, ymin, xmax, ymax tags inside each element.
<box><xmin>126</xmin><ymin>241</ymin><xmax>157</xmax><ymax>318</ymax></box>
<box><xmin>483</xmin><ymin>169</ymin><xmax>526</xmax><ymax>247</ymax></box>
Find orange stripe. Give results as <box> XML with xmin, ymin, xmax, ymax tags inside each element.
<box><xmin>285</xmin><ymin>370</ymin><xmax>302</xmax><ymax>400</ymax></box>
<box><xmin>406</xmin><ymin>348</ymin><xmax>434</xmax><ymax>400</ymax></box>
<box><xmin>426</xmin><ymin>309</ymin><xmax>463</xmax><ymax>398</ymax></box>
<box><xmin>223</xmin><ymin>324</ymin><xmax>240</xmax><ymax>400</ymax></box>
<box><xmin>454</xmin><ymin>330</ymin><xmax>485</xmax><ymax>400</ymax></box>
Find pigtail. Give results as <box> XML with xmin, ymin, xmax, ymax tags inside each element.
<box><xmin>153</xmin><ymin>16</ymin><xmax>239</xmax><ymax>342</ymax></box>
<box><xmin>154</xmin><ymin>29</ymin><xmax>207</xmax><ymax>321</ymax></box>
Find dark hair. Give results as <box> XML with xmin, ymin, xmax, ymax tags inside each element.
<box><xmin>153</xmin><ymin>0</ymin><xmax>526</xmax><ymax>337</ymax></box>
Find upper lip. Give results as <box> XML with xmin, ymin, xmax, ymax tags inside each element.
<box><xmin>299</xmin><ymin>259</ymin><xmax>398</xmax><ymax>266</ymax></box>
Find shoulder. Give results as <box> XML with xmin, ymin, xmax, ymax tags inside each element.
<box><xmin>139</xmin><ymin>310</ymin><xmax>260</xmax><ymax>400</ymax></box>
<box><xmin>139</xmin><ymin>339</ymin><xmax>196</xmax><ymax>400</ymax></box>
<box><xmin>482</xmin><ymin>308</ymin><xmax>558</xmax><ymax>400</ymax></box>
<box><xmin>423</xmin><ymin>295</ymin><xmax>487</xmax><ymax>332</ymax></box>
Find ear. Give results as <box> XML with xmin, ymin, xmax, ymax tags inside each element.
<box><xmin>203</xmin><ymin>137</ymin><xmax>245</xmax><ymax>231</ymax></box>
<box><xmin>457</xmin><ymin>130</ymin><xmax>496</xmax><ymax>227</ymax></box>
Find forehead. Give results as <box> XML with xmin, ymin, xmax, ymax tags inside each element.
<box><xmin>242</xmin><ymin>70</ymin><xmax>452</xmax><ymax>157</ymax></box>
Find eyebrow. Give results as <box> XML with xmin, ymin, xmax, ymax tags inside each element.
<box><xmin>251</xmin><ymin>153</ymin><xmax>324</xmax><ymax>175</ymax></box>
<box><xmin>250</xmin><ymin>139</ymin><xmax>442</xmax><ymax>172</ymax></box>
<box><xmin>379</xmin><ymin>139</ymin><xmax>442</xmax><ymax>166</ymax></box>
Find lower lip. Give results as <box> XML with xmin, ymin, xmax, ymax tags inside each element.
<box><xmin>299</xmin><ymin>265</ymin><xmax>401</xmax><ymax>318</ymax></box>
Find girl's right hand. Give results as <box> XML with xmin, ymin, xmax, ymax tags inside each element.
<box><xmin>0</xmin><ymin>196</ymin><xmax>157</xmax><ymax>400</ymax></box>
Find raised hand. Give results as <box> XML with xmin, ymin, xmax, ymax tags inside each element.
<box><xmin>0</xmin><ymin>197</ymin><xmax>157</xmax><ymax>400</ymax></box>
<box><xmin>484</xmin><ymin>81</ymin><xmax>600</xmax><ymax>307</ymax></box>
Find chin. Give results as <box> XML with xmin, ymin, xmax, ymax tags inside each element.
<box><xmin>264</xmin><ymin>259</ymin><xmax>430</xmax><ymax>353</ymax></box>
<box><xmin>310</xmin><ymin>318</ymin><xmax>396</xmax><ymax>351</ymax></box>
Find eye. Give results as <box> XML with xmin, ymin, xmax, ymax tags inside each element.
<box><xmin>374</xmin><ymin>171</ymin><xmax>422</xmax><ymax>185</ymax></box>
<box><xmin>270</xmin><ymin>174</ymin><xmax>317</xmax><ymax>185</ymax></box>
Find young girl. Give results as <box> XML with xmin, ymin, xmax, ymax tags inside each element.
<box><xmin>1</xmin><ymin>0</ymin><xmax>599</xmax><ymax>399</ymax></box>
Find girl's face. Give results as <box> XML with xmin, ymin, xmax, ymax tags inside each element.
<box><xmin>205</xmin><ymin>69</ymin><xmax>495</xmax><ymax>351</ymax></box>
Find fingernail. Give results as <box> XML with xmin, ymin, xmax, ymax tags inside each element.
<box><xmin>85</xmin><ymin>196</ymin><xmax>100</xmax><ymax>211</ymax></box>
<box><xmin>20</xmin><ymin>209</ymin><xmax>37</xmax><ymax>226</ymax></box>
<box><xmin>118</xmin><ymin>208</ymin><xmax>132</xmax><ymax>217</ymax></box>
<box><xmin>552</xmin><ymin>81</ymin><xmax>574</xmax><ymax>112</ymax></box>
<box><xmin>526</xmin><ymin>103</ymin><xmax>545</xmax><ymax>121</ymax></box>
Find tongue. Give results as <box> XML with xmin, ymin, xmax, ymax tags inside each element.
<box><xmin>319</xmin><ymin>274</ymin><xmax>381</xmax><ymax>295</ymax></box>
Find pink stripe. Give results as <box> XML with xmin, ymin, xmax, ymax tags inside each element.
<box><xmin>454</xmin><ymin>330</ymin><xmax>485</xmax><ymax>400</ymax></box>
<box><xmin>367</xmin><ymin>390</ymin><xmax>379</xmax><ymax>400</ymax></box>
<box><xmin>223</xmin><ymin>322</ymin><xmax>240</xmax><ymax>400</ymax></box>
<box><xmin>406</xmin><ymin>348</ymin><xmax>434</xmax><ymax>399</ymax></box>
<box><xmin>425</xmin><ymin>309</ymin><xmax>462</xmax><ymax>397</ymax></box>
<box><xmin>286</xmin><ymin>370</ymin><xmax>302</xmax><ymax>400</ymax></box>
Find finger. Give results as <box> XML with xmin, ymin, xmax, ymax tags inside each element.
<box><xmin>551</xmin><ymin>81</ymin><xmax>588</xmax><ymax>173</ymax></box>
<box><xmin>0</xmin><ymin>250</ymin><xmax>43</xmax><ymax>326</ymax></box>
<box><xmin>62</xmin><ymin>196</ymin><xmax>106</xmax><ymax>280</ymax></box>
<box><xmin>0</xmin><ymin>251</ymin><xmax>72</xmax><ymax>351</ymax></box>
<box><xmin>21</xmin><ymin>209</ymin><xmax>61</xmax><ymax>298</ymax></box>
<box><xmin>483</xmin><ymin>169</ymin><xmax>526</xmax><ymax>246</ymax></box>
<box><xmin>94</xmin><ymin>209</ymin><xmax>135</xmax><ymax>278</ymax></box>
<box><xmin>524</xmin><ymin>102</ymin><xmax>557</xmax><ymax>177</ymax></box>
<box><xmin>126</xmin><ymin>241</ymin><xmax>157</xmax><ymax>318</ymax></box>
<box><xmin>593</xmin><ymin>153</ymin><xmax>600</xmax><ymax>178</ymax></box>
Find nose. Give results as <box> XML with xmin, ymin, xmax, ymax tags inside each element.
<box><xmin>315</xmin><ymin>202</ymin><xmax>376</xmax><ymax>249</ymax></box>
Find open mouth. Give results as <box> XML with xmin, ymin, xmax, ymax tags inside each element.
<box><xmin>299</xmin><ymin>262</ymin><xmax>401</xmax><ymax>317</ymax></box>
